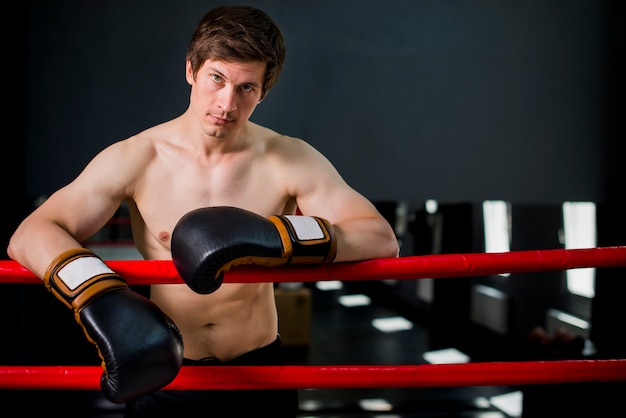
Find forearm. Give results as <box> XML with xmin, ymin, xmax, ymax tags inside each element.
<box><xmin>7</xmin><ymin>219</ymin><xmax>84</xmax><ymax>279</ymax></box>
<box><xmin>332</xmin><ymin>217</ymin><xmax>399</xmax><ymax>263</ymax></box>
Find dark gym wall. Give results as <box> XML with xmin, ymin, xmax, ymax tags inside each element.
<box><xmin>3</xmin><ymin>3</ymin><xmax>28</xmax><ymax>255</ymax></box>
<box><xmin>21</xmin><ymin>0</ymin><xmax>624</xmax><ymax>210</ymax></box>
<box><xmin>5</xmin><ymin>0</ymin><xmax>625</xmax><ymax>372</ymax></box>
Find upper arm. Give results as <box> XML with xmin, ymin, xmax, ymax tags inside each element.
<box><xmin>8</xmin><ymin>139</ymin><xmax>144</xmax><ymax>274</ymax></box>
<box><xmin>42</xmin><ymin>140</ymin><xmax>140</xmax><ymax>240</ymax></box>
<box><xmin>276</xmin><ymin>137</ymin><xmax>399</xmax><ymax>261</ymax></box>
<box><xmin>283</xmin><ymin>138</ymin><xmax>380</xmax><ymax>223</ymax></box>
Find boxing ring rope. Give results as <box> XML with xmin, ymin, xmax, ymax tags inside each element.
<box><xmin>1</xmin><ymin>246</ymin><xmax>625</xmax><ymax>390</ymax></box>
<box><xmin>1</xmin><ymin>245</ymin><xmax>625</xmax><ymax>285</ymax></box>
<box><xmin>2</xmin><ymin>360</ymin><xmax>626</xmax><ymax>390</ymax></box>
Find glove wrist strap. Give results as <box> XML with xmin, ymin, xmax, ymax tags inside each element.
<box><xmin>44</xmin><ymin>248</ymin><xmax>127</xmax><ymax>310</ymax></box>
<box><xmin>269</xmin><ymin>215</ymin><xmax>337</xmax><ymax>264</ymax></box>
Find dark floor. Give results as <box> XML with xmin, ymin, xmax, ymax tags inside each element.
<box><xmin>285</xmin><ymin>281</ymin><xmax>519</xmax><ymax>418</ymax></box>
<box><xmin>3</xmin><ymin>279</ymin><xmax>620</xmax><ymax>417</ymax></box>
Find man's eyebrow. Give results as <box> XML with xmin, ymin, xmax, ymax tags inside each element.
<box><xmin>206</xmin><ymin>65</ymin><xmax>225</xmax><ymax>76</ymax></box>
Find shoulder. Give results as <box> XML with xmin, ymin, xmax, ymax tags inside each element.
<box><xmin>101</xmin><ymin>119</ymin><xmax>179</xmax><ymax>161</ymax></box>
<box><xmin>245</xmin><ymin>122</ymin><xmax>340</xmax><ymax>179</ymax></box>
<box><xmin>257</xmin><ymin>127</ymin><xmax>324</xmax><ymax>162</ymax></box>
<box><xmin>253</xmin><ymin>126</ymin><xmax>342</xmax><ymax>183</ymax></box>
<box><xmin>83</xmin><ymin>123</ymin><xmax>171</xmax><ymax>184</ymax></box>
<box><xmin>93</xmin><ymin>134</ymin><xmax>156</xmax><ymax>169</ymax></box>
<box><xmin>246</xmin><ymin>122</ymin><xmax>307</xmax><ymax>149</ymax></box>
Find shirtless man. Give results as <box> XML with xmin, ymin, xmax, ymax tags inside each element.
<box><xmin>7</xmin><ymin>5</ymin><xmax>399</xmax><ymax>417</ymax></box>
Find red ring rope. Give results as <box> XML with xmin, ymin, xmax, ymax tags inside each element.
<box><xmin>0</xmin><ymin>246</ymin><xmax>625</xmax><ymax>285</ymax></box>
<box><xmin>1</xmin><ymin>360</ymin><xmax>625</xmax><ymax>390</ymax></box>
<box><xmin>1</xmin><ymin>246</ymin><xmax>625</xmax><ymax>391</ymax></box>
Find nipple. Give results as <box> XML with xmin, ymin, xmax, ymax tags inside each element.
<box><xmin>159</xmin><ymin>231</ymin><xmax>170</xmax><ymax>242</ymax></box>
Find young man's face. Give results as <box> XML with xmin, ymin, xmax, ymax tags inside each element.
<box><xmin>186</xmin><ymin>58</ymin><xmax>266</xmax><ymax>138</ymax></box>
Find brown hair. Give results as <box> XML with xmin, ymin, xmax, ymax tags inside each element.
<box><xmin>186</xmin><ymin>5</ymin><xmax>286</xmax><ymax>100</ymax></box>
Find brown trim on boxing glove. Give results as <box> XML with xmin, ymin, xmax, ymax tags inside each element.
<box><xmin>44</xmin><ymin>248</ymin><xmax>128</xmax><ymax>311</ymax></box>
<box><xmin>311</xmin><ymin>217</ymin><xmax>337</xmax><ymax>263</ymax></box>
<box><xmin>268</xmin><ymin>216</ymin><xmax>294</xmax><ymax>258</ymax></box>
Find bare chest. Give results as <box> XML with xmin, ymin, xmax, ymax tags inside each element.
<box><xmin>129</xmin><ymin>157</ymin><xmax>294</xmax><ymax>255</ymax></box>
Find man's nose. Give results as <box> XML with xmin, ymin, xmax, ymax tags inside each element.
<box><xmin>218</xmin><ymin>86</ymin><xmax>237</xmax><ymax>112</ymax></box>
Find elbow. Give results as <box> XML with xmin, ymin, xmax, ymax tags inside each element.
<box><xmin>377</xmin><ymin>223</ymin><xmax>400</xmax><ymax>259</ymax></box>
<box><xmin>388</xmin><ymin>239</ymin><xmax>401</xmax><ymax>258</ymax></box>
<box><xmin>382</xmin><ymin>229</ymin><xmax>400</xmax><ymax>258</ymax></box>
<box><xmin>6</xmin><ymin>233</ymin><xmax>20</xmax><ymax>261</ymax></box>
<box><xmin>7</xmin><ymin>226</ymin><xmax>28</xmax><ymax>262</ymax></box>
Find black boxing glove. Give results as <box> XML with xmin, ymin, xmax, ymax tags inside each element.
<box><xmin>44</xmin><ymin>248</ymin><xmax>184</xmax><ymax>403</ymax></box>
<box><xmin>171</xmin><ymin>206</ymin><xmax>337</xmax><ymax>294</ymax></box>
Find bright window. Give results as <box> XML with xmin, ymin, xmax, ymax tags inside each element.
<box><xmin>483</xmin><ymin>200</ymin><xmax>511</xmax><ymax>277</ymax></box>
<box><xmin>562</xmin><ymin>201</ymin><xmax>596</xmax><ymax>298</ymax></box>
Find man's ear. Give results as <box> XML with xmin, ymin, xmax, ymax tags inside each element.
<box><xmin>185</xmin><ymin>60</ymin><xmax>194</xmax><ymax>85</ymax></box>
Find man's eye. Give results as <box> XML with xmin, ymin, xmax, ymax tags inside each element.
<box><xmin>211</xmin><ymin>74</ymin><xmax>223</xmax><ymax>83</ymax></box>
<box><xmin>241</xmin><ymin>85</ymin><xmax>253</xmax><ymax>92</ymax></box>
